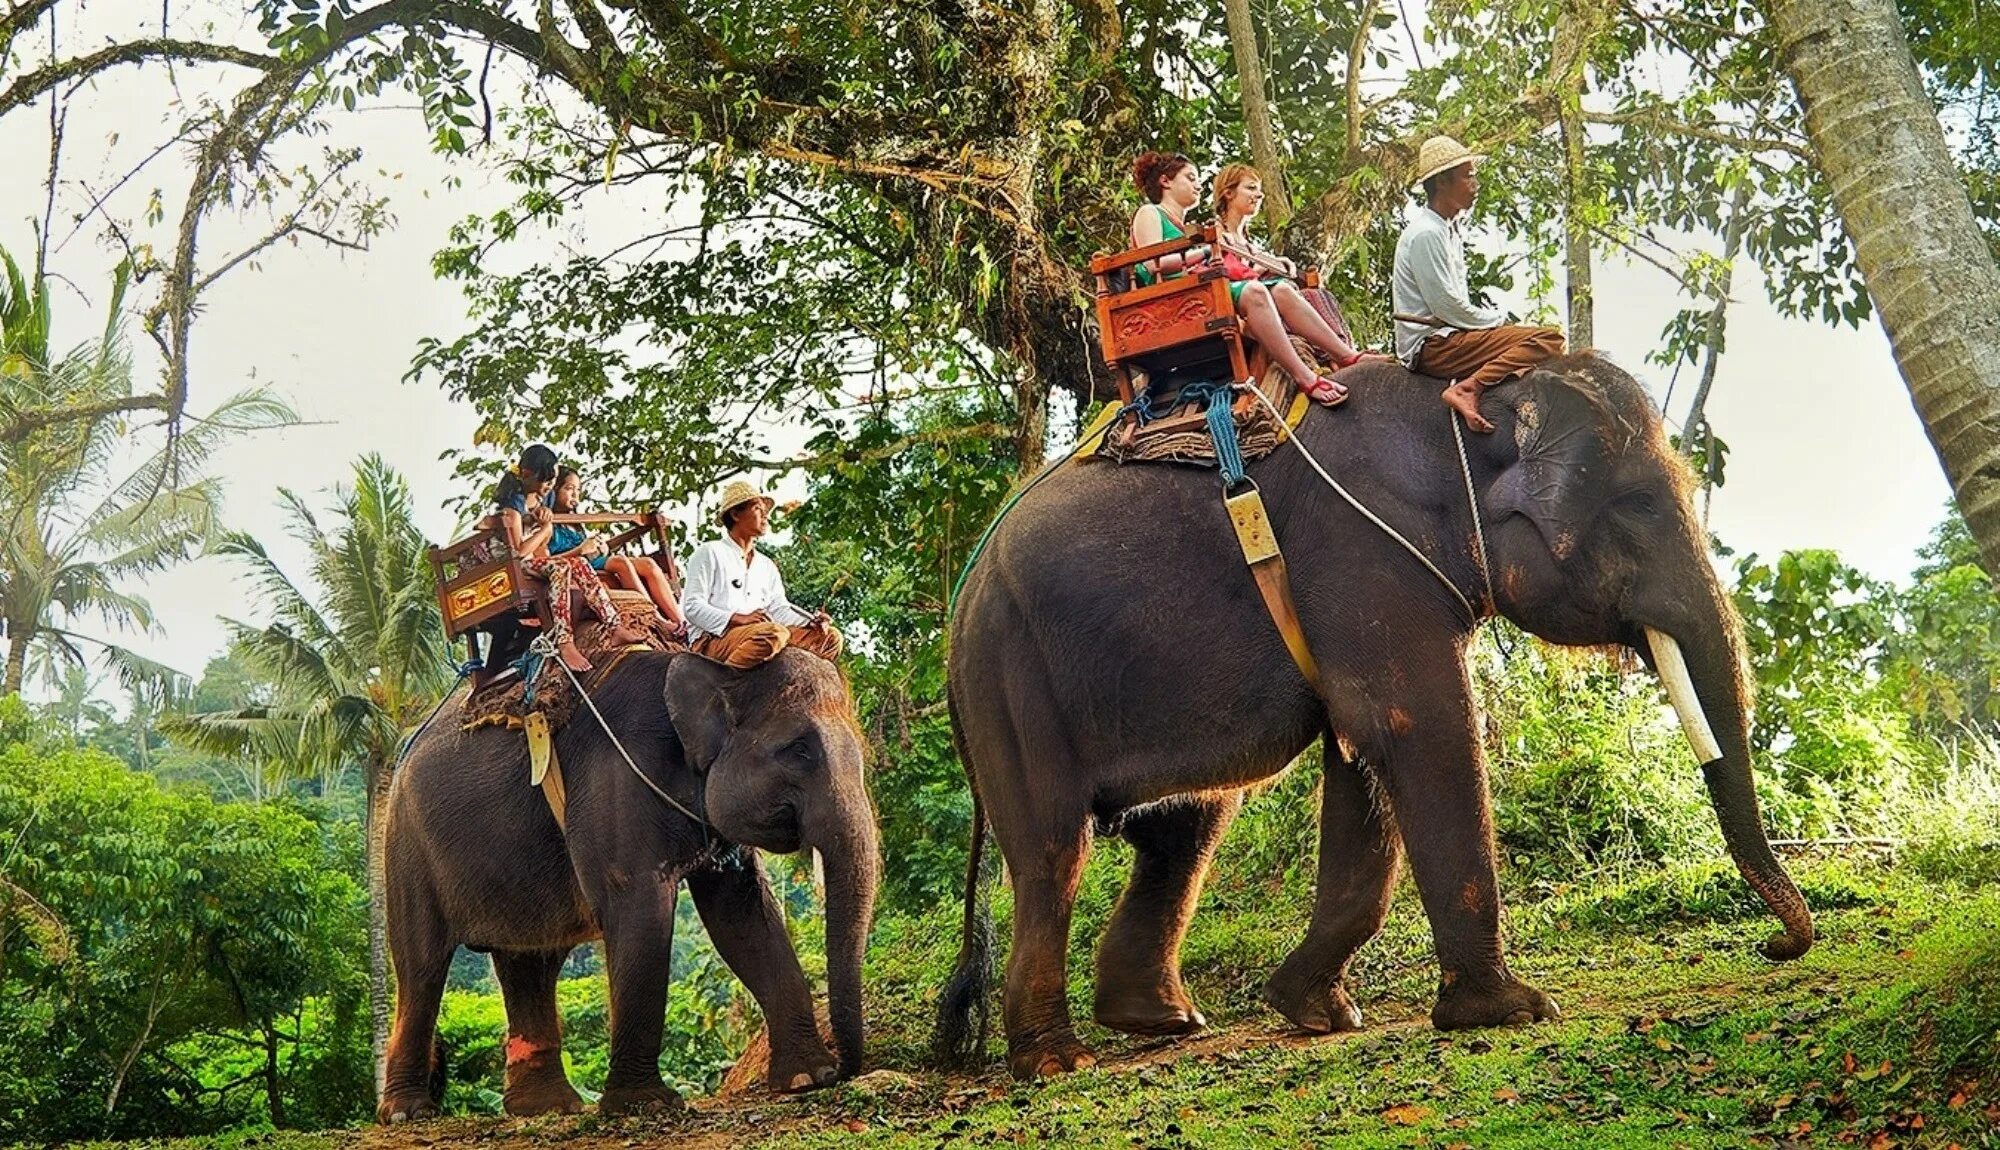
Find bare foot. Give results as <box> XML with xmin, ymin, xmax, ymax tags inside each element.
<box><xmin>558</xmin><ymin>641</ymin><xmax>594</xmax><ymax>674</ymax></box>
<box><xmin>1441</xmin><ymin>379</ymin><xmax>1494</xmax><ymax>433</ymax></box>
<box><xmin>608</xmin><ymin>624</ymin><xmax>650</xmax><ymax>648</ymax></box>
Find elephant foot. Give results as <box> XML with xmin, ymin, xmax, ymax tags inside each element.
<box><xmin>503</xmin><ymin>1075</ymin><xmax>586</xmax><ymax>1117</ymax></box>
<box><xmin>1431</xmin><ymin>975</ymin><xmax>1560</xmax><ymax>1031</ymax></box>
<box><xmin>1093</xmin><ymin>983</ymin><xmax>1207</xmax><ymax>1037</ymax></box>
<box><xmin>375</xmin><ymin>1090</ymin><xmax>441</xmax><ymax>1125</ymax></box>
<box><xmin>1262</xmin><ymin>966</ymin><xmax>1364</xmax><ymax>1034</ymax></box>
<box><xmin>1007</xmin><ymin>1035</ymin><xmax>1098</xmax><ymax>1080</ymax></box>
<box><xmin>768</xmin><ymin>1047</ymin><xmax>839</xmax><ymax>1094</ymax></box>
<box><xmin>597</xmin><ymin>1081</ymin><xmax>685</xmax><ymax>1117</ymax></box>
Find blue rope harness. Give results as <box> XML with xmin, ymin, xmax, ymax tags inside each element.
<box><xmin>1115</xmin><ymin>379</ymin><xmax>1246</xmax><ymax>487</ymax></box>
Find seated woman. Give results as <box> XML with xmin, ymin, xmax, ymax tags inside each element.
<box><xmin>1213</xmin><ymin>163</ymin><xmax>1395</xmax><ymax>396</ymax></box>
<box><xmin>494</xmin><ymin>445</ymin><xmax>644</xmax><ymax>673</ymax></box>
<box><xmin>546</xmin><ymin>468</ymin><xmax>690</xmax><ymax>639</ymax></box>
<box><xmin>1128</xmin><ymin>150</ymin><xmax>1348</xmax><ymax>406</ymax></box>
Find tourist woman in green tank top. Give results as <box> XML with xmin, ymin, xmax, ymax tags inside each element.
<box><xmin>1127</xmin><ymin>151</ymin><xmax>1351</xmax><ymax>406</ymax></box>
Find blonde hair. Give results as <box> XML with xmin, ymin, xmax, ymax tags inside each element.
<box><xmin>1212</xmin><ymin>163</ymin><xmax>1262</xmax><ymax>224</ymax></box>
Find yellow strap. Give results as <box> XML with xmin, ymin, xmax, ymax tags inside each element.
<box><xmin>1223</xmin><ymin>483</ymin><xmax>1321</xmax><ymax>685</ymax></box>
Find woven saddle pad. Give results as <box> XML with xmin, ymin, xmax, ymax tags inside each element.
<box><xmin>1097</xmin><ymin>335</ymin><xmax>1320</xmax><ymax>468</ymax></box>
<box><xmin>459</xmin><ymin>589</ymin><xmax>686</xmax><ymax>733</ymax></box>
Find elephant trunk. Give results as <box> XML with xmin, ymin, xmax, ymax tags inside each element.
<box><xmin>1648</xmin><ymin>615</ymin><xmax>1815</xmax><ymax>961</ymax></box>
<box><xmin>811</xmin><ymin>794</ymin><xmax>879</xmax><ymax>1078</ymax></box>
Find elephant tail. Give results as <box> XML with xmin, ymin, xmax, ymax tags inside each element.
<box><xmin>930</xmin><ymin>696</ymin><xmax>995</xmax><ymax>1070</ymax></box>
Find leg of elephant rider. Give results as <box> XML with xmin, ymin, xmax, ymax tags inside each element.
<box><xmin>1372</xmin><ymin>660</ymin><xmax>1558</xmax><ymax>1031</ymax></box>
<box><xmin>492</xmin><ymin>948</ymin><xmax>585</xmax><ymax>1117</ymax></box>
<box><xmin>1093</xmin><ymin>790</ymin><xmax>1243</xmax><ymax>1036</ymax></box>
<box><xmin>596</xmin><ymin>887</ymin><xmax>684</xmax><ymax>1115</ymax></box>
<box><xmin>687</xmin><ymin>859</ymin><xmax>837</xmax><ymax>1092</ymax></box>
<box><xmin>377</xmin><ymin>910</ymin><xmax>455</xmax><ymax>1123</ymax></box>
<box><xmin>783</xmin><ymin>623</ymin><xmax>844</xmax><ymax>662</ymax></box>
<box><xmin>1000</xmin><ymin>813</ymin><xmax>1097</xmax><ymax>1079</ymax></box>
<box><xmin>697</xmin><ymin>621</ymin><xmax>791</xmax><ymax>669</ymax></box>
<box><xmin>1264</xmin><ymin>739</ymin><xmax>1403</xmax><ymax>1034</ymax></box>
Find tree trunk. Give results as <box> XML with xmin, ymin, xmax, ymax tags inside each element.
<box><xmin>1014</xmin><ymin>366</ymin><xmax>1048</xmax><ymax>476</ymax></box>
<box><xmin>1223</xmin><ymin>0</ymin><xmax>1293</xmax><ymax>227</ymax></box>
<box><xmin>1765</xmin><ymin>0</ymin><xmax>2000</xmax><ymax>577</ymax></box>
<box><xmin>365</xmin><ymin>758</ymin><xmax>391</xmax><ymax>1101</ymax></box>
<box><xmin>1558</xmin><ymin>89</ymin><xmax>1593</xmax><ymax>348</ymax></box>
<box><xmin>264</xmin><ymin>1024</ymin><xmax>286</xmax><ymax>1127</ymax></box>
<box><xmin>3</xmin><ymin>626</ymin><xmax>29</xmax><ymax>697</ymax></box>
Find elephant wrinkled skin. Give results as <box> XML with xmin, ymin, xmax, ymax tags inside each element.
<box><xmin>376</xmin><ymin>649</ymin><xmax>878</xmax><ymax>1122</ymax></box>
<box><xmin>938</xmin><ymin>356</ymin><xmax>1813</xmax><ymax>1079</ymax></box>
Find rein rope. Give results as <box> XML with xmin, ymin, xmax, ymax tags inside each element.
<box><xmin>1241</xmin><ymin>384</ymin><xmax>1492</xmax><ymax>626</ymax></box>
<box><xmin>529</xmin><ymin>634</ymin><xmax>710</xmax><ymax>835</ymax></box>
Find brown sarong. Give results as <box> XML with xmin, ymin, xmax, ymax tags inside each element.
<box><xmin>1415</xmin><ymin>325</ymin><xmax>1566</xmax><ymax>389</ymax></box>
<box><xmin>695</xmin><ymin>621</ymin><xmax>843</xmax><ymax>669</ymax></box>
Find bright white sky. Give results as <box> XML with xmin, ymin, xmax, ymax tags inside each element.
<box><xmin>0</xmin><ymin>1</ymin><xmax>1956</xmax><ymax>697</ymax></box>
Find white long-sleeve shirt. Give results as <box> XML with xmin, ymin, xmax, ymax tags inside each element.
<box><xmin>1392</xmin><ymin>206</ymin><xmax>1505</xmax><ymax>366</ymax></box>
<box><xmin>679</xmin><ymin>538</ymin><xmax>813</xmax><ymax>641</ymax></box>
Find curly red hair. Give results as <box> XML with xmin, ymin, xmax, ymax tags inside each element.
<box><xmin>1132</xmin><ymin>151</ymin><xmax>1195</xmax><ymax>203</ymax></box>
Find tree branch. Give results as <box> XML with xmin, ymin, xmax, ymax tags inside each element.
<box><xmin>0</xmin><ymin>40</ymin><xmax>274</xmax><ymax>115</ymax></box>
<box><xmin>1578</xmin><ymin>109</ymin><xmax>1811</xmax><ymax>160</ymax></box>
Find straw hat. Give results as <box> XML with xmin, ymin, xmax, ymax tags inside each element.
<box><xmin>1411</xmin><ymin>135</ymin><xmax>1485</xmax><ymax>187</ymax></box>
<box><xmin>716</xmin><ymin>479</ymin><xmax>776</xmax><ymax>526</ymax></box>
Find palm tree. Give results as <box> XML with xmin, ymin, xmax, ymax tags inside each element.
<box><xmin>162</xmin><ymin>454</ymin><xmax>453</xmax><ymax>1095</ymax></box>
<box><xmin>0</xmin><ymin>246</ymin><xmax>292</xmax><ymax>697</ymax></box>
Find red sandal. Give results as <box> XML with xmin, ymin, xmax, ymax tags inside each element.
<box><xmin>1301</xmin><ymin>375</ymin><xmax>1349</xmax><ymax>407</ymax></box>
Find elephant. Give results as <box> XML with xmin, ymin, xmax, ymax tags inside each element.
<box><xmin>934</xmin><ymin>355</ymin><xmax>1814</xmax><ymax>1079</ymax></box>
<box><xmin>375</xmin><ymin>647</ymin><xmax>879</xmax><ymax>1122</ymax></box>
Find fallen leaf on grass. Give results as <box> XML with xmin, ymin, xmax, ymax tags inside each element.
<box><xmin>1492</xmin><ymin>1088</ymin><xmax>1519</xmax><ymax>1103</ymax></box>
<box><xmin>1381</xmin><ymin>1104</ymin><xmax>1431</xmax><ymax>1126</ymax></box>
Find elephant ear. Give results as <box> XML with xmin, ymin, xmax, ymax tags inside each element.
<box><xmin>1486</xmin><ymin>370</ymin><xmax>1616</xmax><ymax>563</ymax></box>
<box><xmin>665</xmin><ymin>654</ymin><xmax>736</xmax><ymax>773</ymax></box>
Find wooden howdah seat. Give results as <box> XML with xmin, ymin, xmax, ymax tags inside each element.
<box><xmin>430</xmin><ymin>510</ymin><xmax>678</xmax><ymax>678</ymax></box>
<box><xmin>1089</xmin><ymin>223</ymin><xmax>1339</xmax><ymax>443</ymax></box>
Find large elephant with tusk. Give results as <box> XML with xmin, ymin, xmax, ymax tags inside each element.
<box><xmin>934</xmin><ymin>354</ymin><xmax>1812</xmax><ymax>1079</ymax></box>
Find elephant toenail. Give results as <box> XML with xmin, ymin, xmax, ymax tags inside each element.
<box><xmin>789</xmin><ymin>1073</ymin><xmax>814</xmax><ymax>1091</ymax></box>
<box><xmin>390</xmin><ymin>1112</ymin><xmax>407</xmax><ymax>1124</ymax></box>
<box><xmin>815</xmin><ymin>1066</ymin><xmax>837</xmax><ymax>1084</ymax></box>
<box><xmin>1074</xmin><ymin>1053</ymin><xmax>1097</xmax><ymax>1070</ymax></box>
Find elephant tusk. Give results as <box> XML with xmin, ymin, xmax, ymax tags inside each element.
<box><xmin>1645</xmin><ymin>626</ymin><xmax>1724</xmax><ymax>766</ymax></box>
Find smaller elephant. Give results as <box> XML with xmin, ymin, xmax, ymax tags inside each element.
<box><xmin>376</xmin><ymin>648</ymin><xmax>879</xmax><ymax>1122</ymax></box>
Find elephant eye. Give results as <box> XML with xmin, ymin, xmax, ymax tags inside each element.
<box><xmin>781</xmin><ymin>737</ymin><xmax>816</xmax><ymax>767</ymax></box>
<box><xmin>1616</xmin><ymin>487</ymin><xmax>1661</xmax><ymax>519</ymax></box>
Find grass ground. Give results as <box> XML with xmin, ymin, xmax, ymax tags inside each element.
<box><xmin>63</xmin><ymin>850</ymin><xmax>1999</xmax><ymax>1150</ymax></box>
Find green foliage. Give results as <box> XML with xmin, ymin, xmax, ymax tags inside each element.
<box><xmin>0</xmin><ymin>245</ymin><xmax>293</xmax><ymax>700</ymax></box>
<box><xmin>1478</xmin><ymin>631</ymin><xmax>1718</xmax><ymax>882</ymax></box>
<box><xmin>0</xmin><ymin>739</ymin><xmax>367</xmax><ymax>1139</ymax></box>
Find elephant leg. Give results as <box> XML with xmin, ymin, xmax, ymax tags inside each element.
<box><xmin>492</xmin><ymin>948</ymin><xmax>585</xmax><ymax>1117</ymax></box>
<box><xmin>997</xmin><ymin>808</ymin><xmax>1096</xmax><ymax>1079</ymax></box>
<box><xmin>687</xmin><ymin>857</ymin><xmax>837</xmax><ymax>1093</ymax></box>
<box><xmin>596</xmin><ymin>883</ymin><xmax>684</xmax><ymax>1116</ymax></box>
<box><xmin>1093</xmin><ymin>792</ymin><xmax>1243</xmax><ymax>1036</ymax></box>
<box><xmin>377</xmin><ymin>891</ymin><xmax>454</xmax><ymax>1123</ymax></box>
<box><xmin>1264</xmin><ymin>738</ymin><xmax>1402</xmax><ymax>1033</ymax></box>
<box><xmin>1374</xmin><ymin>663</ymin><xmax>1558</xmax><ymax>1031</ymax></box>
